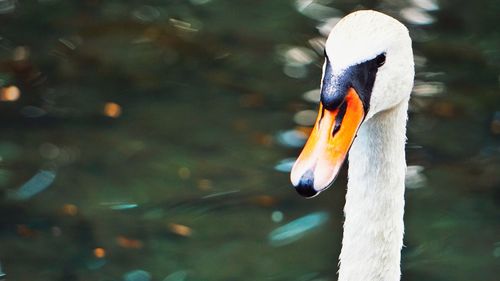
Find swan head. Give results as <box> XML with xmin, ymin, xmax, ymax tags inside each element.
<box><xmin>290</xmin><ymin>10</ymin><xmax>414</xmax><ymax>197</ymax></box>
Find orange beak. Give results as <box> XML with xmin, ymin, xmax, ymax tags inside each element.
<box><xmin>290</xmin><ymin>88</ymin><xmax>365</xmax><ymax>197</ymax></box>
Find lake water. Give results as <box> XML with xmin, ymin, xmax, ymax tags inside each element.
<box><xmin>0</xmin><ymin>0</ymin><xmax>498</xmax><ymax>280</ymax></box>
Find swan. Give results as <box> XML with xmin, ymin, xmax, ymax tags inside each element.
<box><xmin>290</xmin><ymin>10</ymin><xmax>414</xmax><ymax>281</ymax></box>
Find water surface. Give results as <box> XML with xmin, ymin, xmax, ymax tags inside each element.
<box><xmin>0</xmin><ymin>1</ymin><xmax>498</xmax><ymax>280</ymax></box>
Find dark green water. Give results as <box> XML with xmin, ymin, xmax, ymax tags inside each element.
<box><xmin>0</xmin><ymin>1</ymin><xmax>498</xmax><ymax>280</ymax></box>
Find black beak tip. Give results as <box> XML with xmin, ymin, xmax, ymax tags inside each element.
<box><xmin>294</xmin><ymin>171</ymin><xmax>318</xmax><ymax>198</ymax></box>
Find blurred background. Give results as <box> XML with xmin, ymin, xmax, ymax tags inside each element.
<box><xmin>0</xmin><ymin>0</ymin><xmax>499</xmax><ymax>280</ymax></box>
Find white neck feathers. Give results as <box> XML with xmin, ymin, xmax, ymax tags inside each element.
<box><xmin>339</xmin><ymin>99</ymin><xmax>409</xmax><ymax>281</ymax></box>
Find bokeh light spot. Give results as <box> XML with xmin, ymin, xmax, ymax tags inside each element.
<box><xmin>1</xmin><ymin>86</ymin><xmax>20</xmax><ymax>101</ymax></box>
<box><xmin>104</xmin><ymin>102</ymin><xmax>122</xmax><ymax>118</ymax></box>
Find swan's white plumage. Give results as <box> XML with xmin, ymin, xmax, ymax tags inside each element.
<box><xmin>341</xmin><ymin>101</ymin><xmax>409</xmax><ymax>281</ymax></box>
<box><xmin>325</xmin><ymin>11</ymin><xmax>414</xmax><ymax>120</ymax></box>
<box><xmin>322</xmin><ymin>10</ymin><xmax>414</xmax><ymax>281</ymax></box>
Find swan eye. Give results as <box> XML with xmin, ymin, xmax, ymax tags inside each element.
<box><xmin>376</xmin><ymin>53</ymin><xmax>386</xmax><ymax>67</ymax></box>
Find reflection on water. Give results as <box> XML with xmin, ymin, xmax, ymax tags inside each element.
<box><xmin>276</xmin><ymin>130</ymin><xmax>307</xmax><ymax>148</ymax></box>
<box><xmin>124</xmin><ymin>269</ymin><xmax>152</xmax><ymax>281</ymax></box>
<box><xmin>400</xmin><ymin>7</ymin><xmax>435</xmax><ymax>25</ymax></box>
<box><xmin>0</xmin><ymin>262</ymin><xmax>4</xmax><ymax>278</ymax></box>
<box><xmin>7</xmin><ymin>170</ymin><xmax>56</xmax><ymax>200</ymax></box>
<box><xmin>274</xmin><ymin>158</ymin><xmax>297</xmax><ymax>173</ymax></box>
<box><xmin>404</xmin><ymin>165</ymin><xmax>426</xmax><ymax>189</ymax></box>
<box><xmin>268</xmin><ymin>211</ymin><xmax>329</xmax><ymax>247</ymax></box>
<box><xmin>163</xmin><ymin>270</ymin><xmax>188</xmax><ymax>281</ymax></box>
<box><xmin>0</xmin><ymin>0</ymin><xmax>499</xmax><ymax>280</ymax></box>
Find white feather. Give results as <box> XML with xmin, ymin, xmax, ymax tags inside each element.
<box><xmin>323</xmin><ymin>10</ymin><xmax>414</xmax><ymax>281</ymax></box>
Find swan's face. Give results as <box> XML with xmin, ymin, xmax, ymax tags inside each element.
<box><xmin>291</xmin><ymin>10</ymin><xmax>414</xmax><ymax>197</ymax></box>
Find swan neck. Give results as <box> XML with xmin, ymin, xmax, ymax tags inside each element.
<box><xmin>339</xmin><ymin>100</ymin><xmax>409</xmax><ymax>281</ymax></box>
